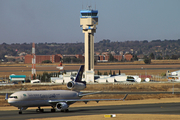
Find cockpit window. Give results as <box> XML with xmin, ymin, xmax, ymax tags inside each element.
<box><xmin>10</xmin><ymin>96</ymin><xmax>18</xmax><ymax>99</ymax></box>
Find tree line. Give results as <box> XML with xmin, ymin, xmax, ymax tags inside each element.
<box><xmin>1</xmin><ymin>39</ymin><xmax>180</xmax><ymax>62</ymax></box>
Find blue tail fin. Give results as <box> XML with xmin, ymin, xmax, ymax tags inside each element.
<box><xmin>74</xmin><ymin>65</ymin><xmax>84</xmax><ymax>82</ymax></box>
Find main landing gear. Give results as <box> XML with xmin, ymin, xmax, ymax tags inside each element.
<box><xmin>19</xmin><ymin>111</ymin><xmax>22</xmax><ymax>114</ymax></box>
<box><xmin>61</xmin><ymin>109</ymin><xmax>69</xmax><ymax>112</ymax></box>
<box><xmin>18</xmin><ymin>107</ymin><xmax>69</xmax><ymax>114</ymax></box>
<box><xmin>51</xmin><ymin>106</ymin><xmax>56</xmax><ymax>112</ymax></box>
<box><xmin>36</xmin><ymin>107</ymin><xmax>44</xmax><ymax>113</ymax></box>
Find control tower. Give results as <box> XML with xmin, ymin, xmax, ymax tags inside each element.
<box><xmin>80</xmin><ymin>7</ymin><xmax>98</xmax><ymax>83</ymax></box>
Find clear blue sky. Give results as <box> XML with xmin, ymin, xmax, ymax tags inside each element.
<box><xmin>0</xmin><ymin>0</ymin><xmax>180</xmax><ymax>44</ymax></box>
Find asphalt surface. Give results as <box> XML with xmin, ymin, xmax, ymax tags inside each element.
<box><xmin>0</xmin><ymin>102</ymin><xmax>180</xmax><ymax>120</ymax></box>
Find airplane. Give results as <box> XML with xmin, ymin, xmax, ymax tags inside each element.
<box><xmin>5</xmin><ymin>65</ymin><xmax>128</xmax><ymax>114</ymax></box>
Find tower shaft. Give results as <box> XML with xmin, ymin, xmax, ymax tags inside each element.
<box><xmin>84</xmin><ymin>32</ymin><xmax>94</xmax><ymax>71</ymax></box>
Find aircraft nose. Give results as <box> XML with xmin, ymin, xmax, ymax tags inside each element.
<box><xmin>8</xmin><ymin>98</ymin><xmax>15</xmax><ymax>105</ymax></box>
<box><xmin>7</xmin><ymin>98</ymin><xmax>11</xmax><ymax>104</ymax></box>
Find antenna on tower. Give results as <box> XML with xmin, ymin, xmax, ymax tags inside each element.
<box><xmin>82</xmin><ymin>0</ymin><xmax>83</xmax><ymax>9</ymax></box>
<box><xmin>87</xmin><ymin>5</ymin><xmax>92</xmax><ymax>10</ymax></box>
<box><xmin>31</xmin><ymin>42</ymin><xmax>36</xmax><ymax>80</ymax></box>
<box><xmin>95</xmin><ymin>1</ymin><xmax>96</xmax><ymax>10</ymax></box>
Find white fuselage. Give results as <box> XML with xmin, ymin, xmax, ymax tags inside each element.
<box><xmin>8</xmin><ymin>90</ymin><xmax>81</xmax><ymax>108</ymax></box>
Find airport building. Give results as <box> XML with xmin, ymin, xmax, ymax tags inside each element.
<box><xmin>167</xmin><ymin>70</ymin><xmax>180</xmax><ymax>81</ymax></box>
<box><xmin>24</xmin><ymin>54</ymin><xmax>62</xmax><ymax>64</ymax></box>
<box><xmin>9</xmin><ymin>74</ymin><xmax>26</xmax><ymax>83</ymax></box>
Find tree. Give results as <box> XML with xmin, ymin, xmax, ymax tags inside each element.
<box><xmin>94</xmin><ymin>59</ymin><xmax>97</xmax><ymax>65</ymax></box>
<box><xmin>108</xmin><ymin>53</ymin><xmax>118</xmax><ymax>62</ymax></box>
<box><xmin>143</xmin><ymin>55</ymin><xmax>148</xmax><ymax>59</ymax></box>
<box><xmin>104</xmin><ymin>72</ymin><xmax>108</xmax><ymax>75</ymax></box>
<box><xmin>119</xmin><ymin>70</ymin><xmax>121</xmax><ymax>75</ymax></box>
<box><xmin>149</xmin><ymin>53</ymin><xmax>155</xmax><ymax>59</ymax></box>
<box><xmin>133</xmin><ymin>54</ymin><xmax>138</xmax><ymax>61</ymax></box>
<box><xmin>109</xmin><ymin>70</ymin><xmax>112</xmax><ymax>75</ymax></box>
<box><xmin>63</xmin><ymin>70</ymin><xmax>66</xmax><ymax>74</ymax></box>
<box><xmin>156</xmin><ymin>55</ymin><xmax>163</xmax><ymax>60</ymax></box>
<box><xmin>97</xmin><ymin>70</ymin><xmax>102</xmax><ymax>75</ymax></box>
<box><xmin>144</xmin><ymin>58</ymin><xmax>151</xmax><ymax>64</ymax></box>
<box><xmin>171</xmin><ymin>54</ymin><xmax>178</xmax><ymax>59</ymax></box>
<box><xmin>42</xmin><ymin>60</ymin><xmax>52</xmax><ymax>63</ymax></box>
<box><xmin>164</xmin><ymin>55</ymin><xmax>170</xmax><ymax>59</ymax></box>
<box><xmin>33</xmin><ymin>74</ymin><xmax>36</xmax><ymax>79</ymax></box>
<box><xmin>41</xmin><ymin>72</ymin><xmax>49</xmax><ymax>82</ymax></box>
<box><xmin>113</xmin><ymin>71</ymin><xmax>115</xmax><ymax>75</ymax></box>
<box><xmin>63</xmin><ymin>57</ymin><xmax>71</xmax><ymax>63</ymax></box>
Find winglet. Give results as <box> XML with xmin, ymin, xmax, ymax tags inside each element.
<box><xmin>74</xmin><ymin>65</ymin><xmax>84</xmax><ymax>82</ymax></box>
<box><xmin>123</xmin><ymin>94</ymin><xmax>128</xmax><ymax>101</ymax></box>
<box><xmin>5</xmin><ymin>93</ymin><xmax>8</xmax><ymax>101</ymax></box>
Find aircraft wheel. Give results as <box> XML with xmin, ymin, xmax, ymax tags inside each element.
<box><xmin>40</xmin><ymin>109</ymin><xmax>44</xmax><ymax>112</ymax></box>
<box><xmin>51</xmin><ymin>109</ymin><xmax>56</xmax><ymax>112</ymax></box>
<box><xmin>65</xmin><ymin>109</ymin><xmax>69</xmax><ymax>112</ymax></box>
<box><xmin>19</xmin><ymin>111</ymin><xmax>22</xmax><ymax>114</ymax></box>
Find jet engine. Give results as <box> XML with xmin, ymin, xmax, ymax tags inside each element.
<box><xmin>56</xmin><ymin>102</ymin><xmax>69</xmax><ymax>111</ymax></box>
<box><xmin>67</xmin><ymin>81</ymin><xmax>86</xmax><ymax>91</ymax></box>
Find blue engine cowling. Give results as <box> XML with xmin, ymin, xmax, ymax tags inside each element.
<box><xmin>56</xmin><ymin>102</ymin><xmax>69</xmax><ymax>111</ymax></box>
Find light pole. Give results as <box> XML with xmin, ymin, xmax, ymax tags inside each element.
<box><xmin>173</xmin><ymin>77</ymin><xmax>175</xmax><ymax>94</ymax></box>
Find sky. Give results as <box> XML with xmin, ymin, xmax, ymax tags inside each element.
<box><xmin>0</xmin><ymin>0</ymin><xmax>180</xmax><ymax>44</ymax></box>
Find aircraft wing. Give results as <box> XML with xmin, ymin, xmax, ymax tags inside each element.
<box><xmin>49</xmin><ymin>94</ymin><xmax>128</xmax><ymax>104</ymax></box>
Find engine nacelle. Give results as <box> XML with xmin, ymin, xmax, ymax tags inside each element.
<box><xmin>67</xmin><ymin>81</ymin><xmax>86</xmax><ymax>91</ymax></box>
<box><xmin>56</xmin><ymin>102</ymin><xmax>69</xmax><ymax>111</ymax></box>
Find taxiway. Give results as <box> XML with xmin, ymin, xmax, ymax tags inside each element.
<box><xmin>0</xmin><ymin>102</ymin><xmax>180</xmax><ymax>120</ymax></box>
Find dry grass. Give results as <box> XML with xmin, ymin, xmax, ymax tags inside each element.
<box><xmin>1</xmin><ymin>61</ymin><xmax>180</xmax><ymax>78</ymax></box>
<box><xmin>97</xmin><ymin>59</ymin><xmax>180</xmax><ymax>65</ymax></box>
<box><xmin>1</xmin><ymin>83</ymin><xmax>180</xmax><ymax>92</ymax></box>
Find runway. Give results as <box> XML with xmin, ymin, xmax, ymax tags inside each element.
<box><xmin>1</xmin><ymin>102</ymin><xmax>180</xmax><ymax>120</ymax></box>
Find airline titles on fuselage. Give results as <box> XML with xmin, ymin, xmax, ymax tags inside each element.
<box><xmin>27</xmin><ymin>94</ymin><xmax>60</xmax><ymax>99</ymax></box>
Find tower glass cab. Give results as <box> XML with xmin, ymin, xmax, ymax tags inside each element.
<box><xmin>80</xmin><ymin>10</ymin><xmax>98</xmax><ymax>18</ymax></box>
<box><xmin>80</xmin><ymin>8</ymin><xmax>98</xmax><ymax>83</ymax></box>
